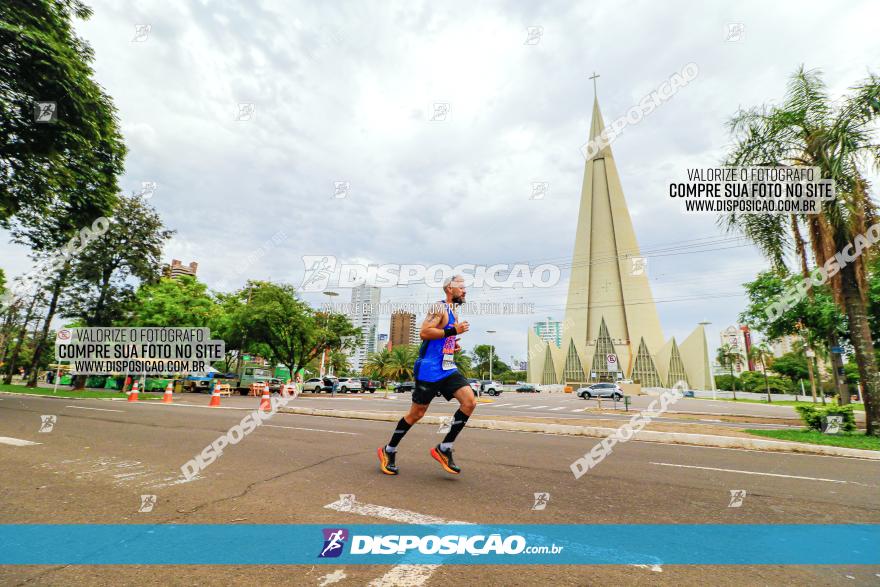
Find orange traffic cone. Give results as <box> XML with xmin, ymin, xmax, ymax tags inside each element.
<box><xmin>259</xmin><ymin>383</ymin><xmax>272</xmax><ymax>412</ymax></box>
<box><xmin>128</xmin><ymin>380</ymin><xmax>139</xmax><ymax>402</ymax></box>
<box><xmin>209</xmin><ymin>382</ymin><xmax>222</xmax><ymax>407</ymax></box>
<box><xmin>162</xmin><ymin>381</ymin><xmax>174</xmax><ymax>404</ymax></box>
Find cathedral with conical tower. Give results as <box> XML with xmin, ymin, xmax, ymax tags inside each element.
<box><xmin>527</xmin><ymin>86</ymin><xmax>714</xmax><ymax>390</ymax></box>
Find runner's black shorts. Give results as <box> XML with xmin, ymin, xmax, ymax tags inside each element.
<box><xmin>412</xmin><ymin>371</ymin><xmax>473</xmax><ymax>405</ymax></box>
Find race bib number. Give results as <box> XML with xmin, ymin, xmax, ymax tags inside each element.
<box><xmin>441</xmin><ymin>336</ymin><xmax>456</xmax><ymax>370</ymax></box>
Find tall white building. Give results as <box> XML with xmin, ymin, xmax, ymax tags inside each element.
<box><xmin>533</xmin><ymin>317</ymin><xmax>562</xmax><ymax>347</ymax></box>
<box><xmin>346</xmin><ymin>285</ymin><xmax>381</xmax><ymax>373</ymax></box>
<box><xmin>718</xmin><ymin>325</ymin><xmax>752</xmax><ymax>375</ymax></box>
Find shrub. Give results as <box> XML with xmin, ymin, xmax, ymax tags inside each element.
<box><xmin>714</xmin><ymin>374</ymin><xmax>738</xmax><ymax>391</ymax></box>
<box><xmin>795</xmin><ymin>404</ymin><xmax>856</xmax><ymax>432</ymax></box>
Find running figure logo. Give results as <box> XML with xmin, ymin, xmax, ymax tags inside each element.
<box><xmin>532</xmin><ymin>492</ymin><xmax>550</xmax><ymax>510</ymax></box>
<box><xmin>39</xmin><ymin>415</ymin><xmax>57</xmax><ymax>433</ymax></box>
<box><xmin>319</xmin><ymin>528</ymin><xmax>349</xmax><ymax>558</ymax></box>
<box><xmin>728</xmin><ymin>489</ymin><xmax>747</xmax><ymax>508</ymax></box>
<box><xmin>299</xmin><ymin>256</ymin><xmax>336</xmax><ymax>292</ymax></box>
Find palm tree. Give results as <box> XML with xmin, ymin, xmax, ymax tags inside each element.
<box><xmin>721</xmin><ymin>67</ymin><xmax>880</xmax><ymax>434</ymax></box>
<box><xmin>749</xmin><ymin>343</ymin><xmax>774</xmax><ymax>403</ymax></box>
<box><xmin>363</xmin><ymin>348</ymin><xmax>392</xmax><ymax>387</ymax></box>
<box><xmin>454</xmin><ymin>350</ymin><xmax>472</xmax><ymax>377</ymax></box>
<box><xmin>716</xmin><ymin>343</ymin><xmax>741</xmax><ymax>400</ymax></box>
<box><xmin>386</xmin><ymin>345</ymin><xmax>418</xmax><ymax>382</ymax></box>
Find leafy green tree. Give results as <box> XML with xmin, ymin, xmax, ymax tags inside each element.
<box><xmin>129</xmin><ymin>276</ymin><xmax>215</xmax><ymax>327</ymax></box>
<box><xmin>471</xmin><ymin>344</ymin><xmax>510</xmax><ymax>379</ymax></box>
<box><xmin>239</xmin><ymin>281</ymin><xmax>359</xmax><ymax>379</ymax></box>
<box><xmin>49</xmin><ymin>196</ymin><xmax>171</xmax><ymax>388</ymax></box>
<box><xmin>770</xmin><ymin>351</ymin><xmax>810</xmax><ymax>383</ymax></box>
<box><xmin>749</xmin><ymin>343</ymin><xmax>775</xmax><ymax>402</ymax></box>
<box><xmin>364</xmin><ymin>348</ymin><xmax>393</xmax><ymax>385</ymax></box>
<box><xmin>722</xmin><ymin>66</ymin><xmax>880</xmax><ymax>432</ymax></box>
<box><xmin>62</xmin><ymin>196</ymin><xmax>171</xmax><ymax>324</ymax></box>
<box><xmin>0</xmin><ymin>0</ymin><xmax>126</xmax><ymax>227</ymax></box>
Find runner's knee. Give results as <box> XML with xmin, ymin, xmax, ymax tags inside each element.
<box><xmin>407</xmin><ymin>405</ymin><xmax>428</xmax><ymax>422</ymax></box>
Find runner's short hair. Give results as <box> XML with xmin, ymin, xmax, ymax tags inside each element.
<box><xmin>443</xmin><ymin>275</ymin><xmax>464</xmax><ymax>291</ymax></box>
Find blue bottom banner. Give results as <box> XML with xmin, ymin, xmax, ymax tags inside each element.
<box><xmin>0</xmin><ymin>524</ymin><xmax>877</xmax><ymax>565</ymax></box>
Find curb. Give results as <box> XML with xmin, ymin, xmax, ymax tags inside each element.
<box><xmin>0</xmin><ymin>390</ymin><xmax>158</xmax><ymax>402</ymax></box>
<box><xmin>276</xmin><ymin>406</ymin><xmax>880</xmax><ymax>460</ymax></box>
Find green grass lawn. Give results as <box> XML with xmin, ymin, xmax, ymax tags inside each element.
<box><xmin>0</xmin><ymin>384</ymin><xmax>161</xmax><ymax>400</ymax></box>
<box><xmin>701</xmin><ymin>397</ymin><xmax>864</xmax><ymax>411</ymax></box>
<box><xmin>746</xmin><ymin>428</ymin><xmax>880</xmax><ymax>451</ymax></box>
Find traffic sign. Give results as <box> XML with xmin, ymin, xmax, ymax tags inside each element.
<box><xmin>831</xmin><ymin>346</ymin><xmax>843</xmax><ymax>354</ymax></box>
<box><xmin>606</xmin><ymin>354</ymin><xmax>618</xmax><ymax>372</ymax></box>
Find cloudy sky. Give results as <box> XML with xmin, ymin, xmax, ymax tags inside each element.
<box><xmin>2</xmin><ymin>0</ymin><xmax>878</xmax><ymax>365</ymax></box>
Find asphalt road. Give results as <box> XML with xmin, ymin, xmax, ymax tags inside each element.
<box><xmin>168</xmin><ymin>391</ymin><xmax>806</xmax><ymax>430</ymax></box>
<box><xmin>1</xmin><ymin>393</ymin><xmax>878</xmax><ymax>586</ymax></box>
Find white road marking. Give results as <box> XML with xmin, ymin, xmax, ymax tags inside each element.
<box><xmin>324</xmin><ymin>497</ymin><xmax>471</xmax><ymax>586</ymax></box>
<box><xmin>650</xmin><ymin>462</ymin><xmax>850</xmax><ymax>484</ymax></box>
<box><xmin>526</xmin><ymin>405</ymin><xmax>549</xmax><ymax>410</ymax></box>
<box><xmin>318</xmin><ymin>569</ymin><xmax>347</xmax><ymax>586</ymax></box>
<box><xmin>492</xmin><ymin>403</ymin><xmax>511</xmax><ymax>407</ymax></box>
<box><xmin>0</xmin><ymin>436</ymin><xmax>40</xmax><ymax>446</ymax></box>
<box><xmin>632</xmin><ymin>564</ymin><xmax>663</xmax><ymax>572</ymax></box>
<box><xmin>570</xmin><ymin>408</ymin><xmax>585</xmax><ymax>412</ymax></box>
<box><xmin>65</xmin><ymin>405</ymin><xmax>124</xmax><ymax>412</ymax></box>
<box><xmin>369</xmin><ymin>565</ymin><xmax>439</xmax><ymax>587</ymax></box>
<box><xmin>548</xmin><ymin>407</ymin><xmax>566</xmax><ymax>411</ymax></box>
<box><xmin>262</xmin><ymin>424</ymin><xmax>358</xmax><ymax>435</ymax></box>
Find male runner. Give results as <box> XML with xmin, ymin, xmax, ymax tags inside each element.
<box><xmin>377</xmin><ymin>275</ymin><xmax>476</xmax><ymax>475</ymax></box>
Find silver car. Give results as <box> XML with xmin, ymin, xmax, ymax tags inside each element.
<box><xmin>576</xmin><ymin>382</ymin><xmax>623</xmax><ymax>400</ymax></box>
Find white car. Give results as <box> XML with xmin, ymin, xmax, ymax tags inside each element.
<box><xmin>336</xmin><ymin>377</ymin><xmax>362</xmax><ymax>393</ymax></box>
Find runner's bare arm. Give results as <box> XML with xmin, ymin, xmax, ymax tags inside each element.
<box><xmin>419</xmin><ymin>307</ymin><xmax>447</xmax><ymax>341</ymax></box>
<box><xmin>420</xmin><ymin>304</ymin><xmax>469</xmax><ymax>340</ymax></box>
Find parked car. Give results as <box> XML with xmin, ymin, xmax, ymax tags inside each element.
<box><xmin>576</xmin><ymin>382</ymin><xmax>623</xmax><ymax>400</ymax></box>
<box><xmin>303</xmin><ymin>377</ymin><xmax>339</xmax><ymax>392</ymax></box>
<box><xmin>516</xmin><ymin>384</ymin><xmax>541</xmax><ymax>393</ymax></box>
<box><xmin>467</xmin><ymin>378</ymin><xmax>482</xmax><ymax>395</ymax></box>
<box><xmin>358</xmin><ymin>378</ymin><xmax>379</xmax><ymax>393</ymax></box>
<box><xmin>336</xmin><ymin>377</ymin><xmax>362</xmax><ymax>393</ymax></box>
<box><xmin>480</xmin><ymin>380</ymin><xmax>503</xmax><ymax>396</ymax></box>
<box><xmin>394</xmin><ymin>381</ymin><xmax>415</xmax><ymax>393</ymax></box>
<box><xmin>303</xmin><ymin>378</ymin><xmax>322</xmax><ymax>393</ymax></box>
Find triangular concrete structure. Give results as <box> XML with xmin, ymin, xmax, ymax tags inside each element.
<box><xmin>562</xmin><ymin>94</ymin><xmax>665</xmax><ymax>378</ymax></box>
<box><xmin>528</xmin><ymin>85</ymin><xmax>713</xmax><ymax>389</ymax></box>
<box><xmin>680</xmin><ymin>323</ymin><xmax>716</xmax><ymax>390</ymax></box>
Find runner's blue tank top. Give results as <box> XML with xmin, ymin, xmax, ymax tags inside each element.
<box><xmin>413</xmin><ymin>303</ymin><xmax>457</xmax><ymax>382</ymax></box>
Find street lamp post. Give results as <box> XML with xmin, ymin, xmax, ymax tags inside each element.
<box><xmin>487</xmin><ymin>330</ymin><xmax>496</xmax><ymax>381</ymax></box>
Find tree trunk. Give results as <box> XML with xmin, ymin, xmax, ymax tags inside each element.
<box><xmin>763</xmin><ymin>365</ymin><xmax>771</xmax><ymax>402</ymax></box>
<box><xmin>840</xmin><ymin>266</ymin><xmax>879</xmax><ymax>435</ymax></box>
<box><xmin>828</xmin><ymin>334</ymin><xmax>849</xmax><ymax>405</ymax></box>
<box><xmin>806</xmin><ymin>353</ymin><xmax>817</xmax><ymax>403</ymax></box>
<box><xmin>3</xmin><ymin>294</ymin><xmax>39</xmax><ymax>385</ymax></box>
<box><xmin>26</xmin><ymin>268</ymin><xmax>68</xmax><ymax>388</ymax></box>
<box><xmin>730</xmin><ymin>365</ymin><xmax>737</xmax><ymax>400</ymax></box>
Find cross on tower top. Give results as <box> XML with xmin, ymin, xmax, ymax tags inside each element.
<box><xmin>589</xmin><ymin>71</ymin><xmax>600</xmax><ymax>95</ymax></box>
